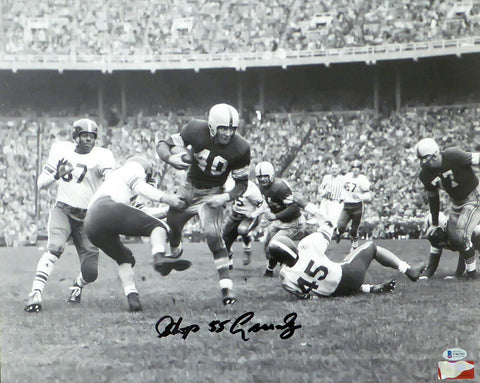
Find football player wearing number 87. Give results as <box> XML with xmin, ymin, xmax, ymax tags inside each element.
<box><xmin>156</xmin><ymin>103</ymin><xmax>251</xmax><ymax>306</ymax></box>
<box><xmin>25</xmin><ymin>119</ymin><xmax>116</xmax><ymax>313</ymax></box>
<box><xmin>267</xmin><ymin>203</ymin><xmax>426</xmax><ymax>299</ymax></box>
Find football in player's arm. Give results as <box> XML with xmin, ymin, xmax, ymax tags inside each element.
<box><xmin>269</xmin><ymin>204</ymin><xmax>426</xmax><ymax>299</ymax></box>
<box><xmin>156</xmin><ymin>103</ymin><xmax>250</xmax><ymax>305</ymax></box>
<box><xmin>416</xmin><ymin>138</ymin><xmax>479</xmax><ymax>279</ymax></box>
<box><xmin>255</xmin><ymin>161</ymin><xmax>306</xmax><ymax>277</ymax></box>
<box><xmin>84</xmin><ymin>155</ymin><xmax>186</xmax><ymax>312</ymax></box>
<box><xmin>25</xmin><ymin>119</ymin><xmax>116</xmax><ymax>313</ymax></box>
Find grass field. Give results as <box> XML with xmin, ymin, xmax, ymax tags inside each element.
<box><xmin>1</xmin><ymin>239</ymin><xmax>479</xmax><ymax>383</ymax></box>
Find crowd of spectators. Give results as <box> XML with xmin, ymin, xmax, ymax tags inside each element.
<box><xmin>2</xmin><ymin>0</ymin><xmax>480</xmax><ymax>56</ymax></box>
<box><xmin>2</xmin><ymin>104</ymin><xmax>480</xmax><ymax>246</ymax></box>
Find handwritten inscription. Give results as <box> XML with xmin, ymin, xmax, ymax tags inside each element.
<box><xmin>155</xmin><ymin>311</ymin><xmax>301</xmax><ymax>341</ymax></box>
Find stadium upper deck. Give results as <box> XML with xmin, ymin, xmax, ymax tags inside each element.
<box><xmin>2</xmin><ymin>0</ymin><xmax>480</xmax><ymax>70</ymax></box>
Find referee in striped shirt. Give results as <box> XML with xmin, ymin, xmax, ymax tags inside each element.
<box><xmin>316</xmin><ymin>162</ymin><xmax>345</xmax><ymax>227</ymax></box>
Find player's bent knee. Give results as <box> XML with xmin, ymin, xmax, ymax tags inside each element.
<box><xmin>206</xmin><ymin>234</ymin><xmax>224</xmax><ymax>253</ymax></box>
<box><xmin>81</xmin><ymin>266</ymin><xmax>98</xmax><ymax>283</ymax></box>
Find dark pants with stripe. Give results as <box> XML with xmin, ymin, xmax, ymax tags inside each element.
<box><xmin>333</xmin><ymin>242</ymin><xmax>376</xmax><ymax>296</ymax></box>
<box><xmin>85</xmin><ymin>197</ymin><xmax>169</xmax><ymax>265</ymax></box>
<box><xmin>337</xmin><ymin>202</ymin><xmax>363</xmax><ymax>240</ymax></box>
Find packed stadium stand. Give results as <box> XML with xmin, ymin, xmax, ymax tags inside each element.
<box><xmin>2</xmin><ymin>0</ymin><xmax>480</xmax><ymax>245</ymax></box>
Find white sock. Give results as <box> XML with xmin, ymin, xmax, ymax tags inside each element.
<box><xmin>150</xmin><ymin>226</ymin><xmax>167</xmax><ymax>255</ymax></box>
<box><xmin>360</xmin><ymin>284</ymin><xmax>372</xmax><ymax>293</ymax></box>
<box><xmin>75</xmin><ymin>274</ymin><xmax>87</xmax><ymax>288</ymax></box>
<box><xmin>32</xmin><ymin>252</ymin><xmax>58</xmax><ymax>293</ymax></box>
<box><xmin>398</xmin><ymin>261</ymin><xmax>409</xmax><ymax>274</ymax></box>
<box><xmin>466</xmin><ymin>259</ymin><xmax>477</xmax><ymax>272</ymax></box>
<box><xmin>118</xmin><ymin>263</ymin><xmax>137</xmax><ymax>296</ymax></box>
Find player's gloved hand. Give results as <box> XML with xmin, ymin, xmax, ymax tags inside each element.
<box><xmin>206</xmin><ymin>193</ymin><xmax>230</xmax><ymax>208</ymax></box>
<box><xmin>323</xmin><ymin>192</ymin><xmax>332</xmax><ymax>200</ymax></box>
<box><xmin>162</xmin><ymin>194</ymin><xmax>187</xmax><ymax>210</ymax></box>
<box><xmin>167</xmin><ymin>154</ymin><xmax>190</xmax><ymax>170</ymax></box>
<box><xmin>264</xmin><ymin>211</ymin><xmax>277</xmax><ymax>221</ymax></box>
<box><xmin>54</xmin><ymin>158</ymin><xmax>74</xmax><ymax>180</ymax></box>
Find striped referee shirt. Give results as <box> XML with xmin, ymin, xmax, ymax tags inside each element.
<box><xmin>318</xmin><ymin>174</ymin><xmax>345</xmax><ymax>201</ymax></box>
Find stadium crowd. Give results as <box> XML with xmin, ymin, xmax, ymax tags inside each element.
<box><xmin>2</xmin><ymin>0</ymin><xmax>480</xmax><ymax>56</ymax></box>
<box><xmin>2</xmin><ymin>105</ymin><xmax>480</xmax><ymax>246</ymax></box>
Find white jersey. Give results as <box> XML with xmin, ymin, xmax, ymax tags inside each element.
<box><xmin>279</xmin><ymin>232</ymin><xmax>343</xmax><ymax>297</ymax></box>
<box><xmin>43</xmin><ymin>141</ymin><xmax>115</xmax><ymax>209</ymax></box>
<box><xmin>90</xmin><ymin>161</ymin><xmax>149</xmax><ymax>206</ymax></box>
<box><xmin>231</xmin><ymin>180</ymin><xmax>264</xmax><ymax>215</ymax></box>
<box><xmin>318</xmin><ymin>174</ymin><xmax>345</xmax><ymax>201</ymax></box>
<box><xmin>343</xmin><ymin>172</ymin><xmax>370</xmax><ymax>204</ymax></box>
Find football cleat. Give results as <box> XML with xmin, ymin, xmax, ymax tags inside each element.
<box><xmin>264</xmin><ymin>268</ymin><xmax>274</xmax><ymax>278</ymax></box>
<box><xmin>67</xmin><ymin>282</ymin><xmax>82</xmax><ymax>304</ymax></box>
<box><xmin>405</xmin><ymin>262</ymin><xmax>427</xmax><ymax>282</ymax></box>
<box><xmin>169</xmin><ymin>245</ymin><xmax>183</xmax><ymax>259</ymax></box>
<box><xmin>127</xmin><ymin>292</ymin><xmax>143</xmax><ymax>312</ymax></box>
<box><xmin>221</xmin><ymin>288</ymin><xmax>237</xmax><ymax>306</ymax></box>
<box><xmin>334</xmin><ymin>228</ymin><xmax>341</xmax><ymax>244</ymax></box>
<box><xmin>25</xmin><ymin>290</ymin><xmax>42</xmax><ymax>313</ymax></box>
<box><xmin>351</xmin><ymin>239</ymin><xmax>359</xmax><ymax>251</ymax></box>
<box><xmin>153</xmin><ymin>253</ymin><xmax>191</xmax><ymax>276</ymax></box>
<box><xmin>465</xmin><ymin>270</ymin><xmax>478</xmax><ymax>280</ymax></box>
<box><xmin>243</xmin><ymin>249</ymin><xmax>252</xmax><ymax>266</ymax></box>
<box><xmin>370</xmin><ymin>279</ymin><xmax>396</xmax><ymax>294</ymax></box>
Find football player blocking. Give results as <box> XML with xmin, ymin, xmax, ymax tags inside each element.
<box><xmin>25</xmin><ymin>119</ymin><xmax>116</xmax><ymax>313</ymax></box>
<box><xmin>254</xmin><ymin>161</ymin><xmax>306</xmax><ymax>277</ymax></box>
<box><xmin>84</xmin><ymin>156</ymin><xmax>186</xmax><ymax>312</ymax></box>
<box><xmin>156</xmin><ymin>103</ymin><xmax>251</xmax><ymax>306</ymax></box>
<box><xmin>222</xmin><ymin>178</ymin><xmax>266</xmax><ymax>268</ymax></box>
<box><xmin>269</xmin><ymin>204</ymin><xmax>427</xmax><ymax>298</ymax></box>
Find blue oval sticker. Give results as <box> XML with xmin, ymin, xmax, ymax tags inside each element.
<box><xmin>443</xmin><ymin>348</ymin><xmax>467</xmax><ymax>361</ymax></box>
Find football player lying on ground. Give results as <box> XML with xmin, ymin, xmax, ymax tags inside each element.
<box><xmin>421</xmin><ymin>212</ymin><xmax>479</xmax><ymax>280</ymax></box>
<box><xmin>267</xmin><ymin>204</ymin><xmax>426</xmax><ymax>299</ymax></box>
<box><xmin>84</xmin><ymin>155</ymin><xmax>186</xmax><ymax>312</ymax></box>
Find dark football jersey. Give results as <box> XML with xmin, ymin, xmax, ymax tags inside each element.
<box><xmin>419</xmin><ymin>148</ymin><xmax>479</xmax><ymax>203</ymax></box>
<box><xmin>173</xmin><ymin>120</ymin><xmax>250</xmax><ymax>188</ymax></box>
<box><xmin>259</xmin><ymin>178</ymin><xmax>302</xmax><ymax>222</ymax></box>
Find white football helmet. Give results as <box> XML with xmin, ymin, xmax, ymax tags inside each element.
<box><xmin>127</xmin><ymin>155</ymin><xmax>154</xmax><ymax>181</ymax></box>
<box><xmin>255</xmin><ymin>161</ymin><xmax>275</xmax><ymax>185</ymax></box>
<box><xmin>208</xmin><ymin>103</ymin><xmax>239</xmax><ymax>138</ymax></box>
<box><xmin>415</xmin><ymin>138</ymin><xmax>439</xmax><ymax>159</ymax></box>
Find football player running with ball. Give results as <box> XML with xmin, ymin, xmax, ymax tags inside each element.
<box><xmin>156</xmin><ymin>103</ymin><xmax>251</xmax><ymax>306</ymax></box>
<box><xmin>268</xmin><ymin>204</ymin><xmax>426</xmax><ymax>299</ymax></box>
<box><xmin>84</xmin><ymin>156</ymin><xmax>185</xmax><ymax>312</ymax></box>
<box><xmin>25</xmin><ymin>119</ymin><xmax>116</xmax><ymax>313</ymax></box>
<box><xmin>255</xmin><ymin>161</ymin><xmax>306</xmax><ymax>278</ymax></box>
<box><xmin>416</xmin><ymin>138</ymin><xmax>479</xmax><ymax>279</ymax></box>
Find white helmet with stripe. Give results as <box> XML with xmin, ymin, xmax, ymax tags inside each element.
<box><xmin>208</xmin><ymin>103</ymin><xmax>239</xmax><ymax>138</ymax></box>
<box><xmin>415</xmin><ymin>138</ymin><xmax>440</xmax><ymax>159</ymax></box>
<box><xmin>268</xmin><ymin>235</ymin><xmax>299</xmax><ymax>266</ymax></box>
<box><xmin>255</xmin><ymin>161</ymin><xmax>275</xmax><ymax>185</ymax></box>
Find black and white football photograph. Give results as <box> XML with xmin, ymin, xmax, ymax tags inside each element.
<box><xmin>1</xmin><ymin>0</ymin><xmax>479</xmax><ymax>382</ymax></box>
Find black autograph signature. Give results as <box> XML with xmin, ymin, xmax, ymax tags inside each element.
<box><xmin>155</xmin><ymin>311</ymin><xmax>301</xmax><ymax>341</ymax></box>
